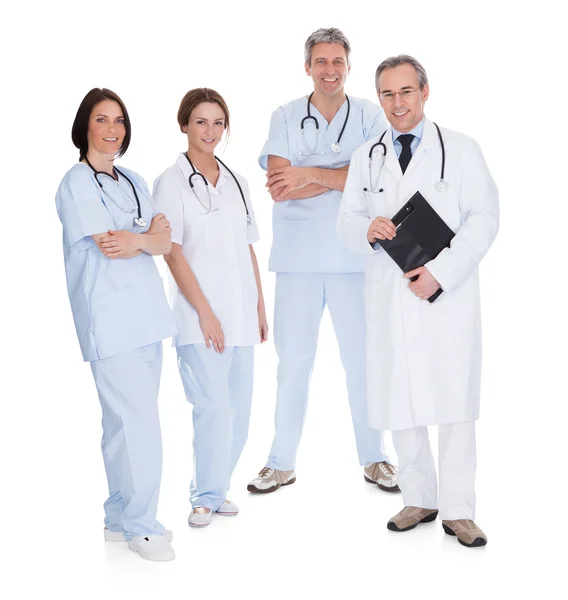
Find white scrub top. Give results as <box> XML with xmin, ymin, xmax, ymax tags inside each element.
<box><xmin>153</xmin><ymin>153</ymin><xmax>261</xmax><ymax>348</ymax></box>
<box><xmin>259</xmin><ymin>95</ymin><xmax>387</xmax><ymax>273</ymax></box>
<box><xmin>55</xmin><ymin>163</ymin><xmax>177</xmax><ymax>362</ymax></box>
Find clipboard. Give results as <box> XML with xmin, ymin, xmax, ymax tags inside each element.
<box><xmin>375</xmin><ymin>191</ymin><xmax>455</xmax><ymax>303</ymax></box>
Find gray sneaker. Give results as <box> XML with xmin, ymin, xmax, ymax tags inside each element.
<box><xmin>387</xmin><ymin>506</ymin><xmax>439</xmax><ymax>532</ymax></box>
<box><xmin>247</xmin><ymin>467</ymin><xmax>296</xmax><ymax>494</ymax></box>
<box><xmin>442</xmin><ymin>520</ymin><xmax>487</xmax><ymax>547</ymax></box>
<box><xmin>364</xmin><ymin>462</ymin><xmax>400</xmax><ymax>492</ymax></box>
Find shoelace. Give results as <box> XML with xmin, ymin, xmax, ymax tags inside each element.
<box><xmin>258</xmin><ymin>467</ymin><xmax>274</xmax><ymax>478</ymax></box>
<box><xmin>378</xmin><ymin>462</ymin><xmax>397</xmax><ymax>476</ymax></box>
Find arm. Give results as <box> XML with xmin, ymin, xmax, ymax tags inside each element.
<box><xmin>249</xmin><ymin>245</ymin><xmax>268</xmax><ymax>342</ymax></box>
<box><xmin>164</xmin><ymin>243</ymin><xmax>225</xmax><ymax>353</ymax></box>
<box><xmin>424</xmin><ymin>138</ymin><xmax>499</xmax><ymax>293</ymax></box>
<box><xmin>266</xmin><ymin>155</ymin><xmax>349</xmax><ymax>201</ymax></box>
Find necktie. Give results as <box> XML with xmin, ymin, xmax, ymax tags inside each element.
<box><xmin>397</xmin><ymin>134</ymin><xmax>415</xmax><ymax>174</ymax></box>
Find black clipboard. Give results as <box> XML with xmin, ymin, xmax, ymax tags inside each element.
<box><xmin>375</xmin><ymin>191</ymin><xmax>455</xmax><ymax>303</ymax></box>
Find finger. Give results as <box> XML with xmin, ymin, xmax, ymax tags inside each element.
<box><xmin>268</xmin><ymin>181</ymin><xmax>288</xmax><ymax>195</ymax></box>
<box><xmin>212</xmin><ymin>336</ymin><xmax>221</xmax><ymax>354</ymax></box>
<box><xmin>205</xmin><ymin>336</ymin><xmax>211</xmax><ymax>349</ymax></box>
<box><xmin>405</xmin><ymin>267</ymin><xmax>425</xmax><ymax>279</ymax></box>
<box><xmin>275</xmin><ymin>186</ymin><xmax>293</xmax><ymax>201</ymax></box>
<box><xmin>154</xmin><ymin>213</ymin><xmax>165</xmax><ymax>219</ymax></box>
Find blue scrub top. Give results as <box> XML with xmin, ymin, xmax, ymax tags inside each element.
<box><xmin>259</xmin><ymin>95</ymin><xmax>387</xmax><ymax>273</ymax></box>
<box><xmin>55</xmin><ymin>163</ymin><xmax>176</xmax><ymax>362</ymax></box>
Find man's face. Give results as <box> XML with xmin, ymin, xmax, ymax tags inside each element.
<box><xmin>305</xmin><ymin>42</ymin><xmax>350</xmax><ymax>97</ymax></box>
<box><xmin>378</xmin><ymin>63</ymin><xmax>429</xmax><ymax>132</ymax></box>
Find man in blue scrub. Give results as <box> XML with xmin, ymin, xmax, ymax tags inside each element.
<box><xmin>247</xmin><ymin>27</ymin><xmax>399</xmax><ymax>494</ymax></box>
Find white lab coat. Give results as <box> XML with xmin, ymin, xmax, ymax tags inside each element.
<box><xmin>337</xmin><ymin>118</ymin><xmax>499</xmax><ymax>431</ymax></box>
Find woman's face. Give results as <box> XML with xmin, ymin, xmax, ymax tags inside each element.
<box><xmin>183</xmin><ymin>102</ymin><xmax>226</xmax><ymax>153</ymax></box>
<box><xmin>86</xmin><ymin>100</ymin><xmax>126</xmax><ymax>157</ymax></box>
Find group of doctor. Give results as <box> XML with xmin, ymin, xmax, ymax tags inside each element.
<box><xmin>55</xmin><ymin>27</ymin><xmax>498</xmax><ymax>562</ymax></box>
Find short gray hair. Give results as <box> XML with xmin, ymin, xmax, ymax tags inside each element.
<box><xmin>375</xmin><ymin>55</ymin><xmax>428</xmax><ymax>92</ymax></box>
<box><xmin>304</xmin><ymin>27</ymin><xmax>351</xmax><ymax>66</ymax></box>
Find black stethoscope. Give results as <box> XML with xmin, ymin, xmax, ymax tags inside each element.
<box><xmin>184</xmin><ymin>153</ymin><xmax>251</xmax><ymax>225</ymax></box>
<box><xmin>365</xmin><ymin>122</ymin><xmax>447</xmax><ymax>193</ymax></box>
<box><xmin>85</xmin><ymin>157</ymin><xmax>147</xmax><ymax>227</ymax></box>
<box><xmin>301</xmin><ymin>92</ymin><xmax>351</xmax><ymax>155</ymax></box>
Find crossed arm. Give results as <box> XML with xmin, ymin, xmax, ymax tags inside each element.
<box><xmin>92</xmin><ymin>213</ymin><xmax>172</xmax><ymax>259</ymax></box>
<box><xmin>266</xmin><ymin>155</ymin><xmax>349</xmax><ymax>202</ymax></box>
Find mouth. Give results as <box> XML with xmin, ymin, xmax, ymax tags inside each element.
<box><xmin>202</xmin><ymin>139</ymin><xmax>216</xmax><ymax>144</ymax></box>
<box><xmin>103</xmin><ymin>137</ymin><xmax>119</xmax><ymax>142</ymax></box>
<box><xmin>322</xmin><ymin>77</ymin><xmax>338</xmax><ymax>82</ymax></box>
<box><xmin>393</xmin><ymin>110</ymin><xmax>409</xmax><ymax>118</ymax></box>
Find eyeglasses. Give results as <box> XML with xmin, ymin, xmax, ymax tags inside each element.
<box><xmin>379</xmin><ymin>88</ymin><xmax>422</xmax><ymax>102</ymax></box>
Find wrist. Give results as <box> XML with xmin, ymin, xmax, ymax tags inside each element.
<box><xmin>135</xmin><ymin>233</ymin><xmax>148</xmax><ymax>251</ymax></box>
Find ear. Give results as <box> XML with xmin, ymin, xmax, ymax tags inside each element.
<box><xmin>422</xmin><ymin>83</ymin><xmax>430</xmax><ymax>102</ymax></box>
<box><xmin>182</xmin><ymin>125</ymin><xmax>188</xmax><ymax>133</ymax></box>
<box><xmin>304</xmin><ymin>62</ymin><xmax>311</xmax><ymax>76</ymax></box>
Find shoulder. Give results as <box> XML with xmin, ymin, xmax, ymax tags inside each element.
<box><xmin>56</xmin><ymin>163</ymin><xmax>98</xmax><ymax>198</ymax></box>
<box><xmin>352</xmin><ymin>133</ymin><xmax>386</xmax><ymax>162</ymax></box>
<box><xmin>222</xmin><ymin>165</ymin><xmax>249</xmax><ymax>191</ymax></box>
<box><xmin>115</xmin><ymin>165</ymin><xmax>148</xmax><ymax>188</ymax></box>
<box><xmin>349</xmin><ymin>95</ymin><xmax>381</xmax><ymax>116</ymax></box>
<box><xmin>154</xmin><ymin>163</ymin><xmax>183</xmax><ymax>188</ymax></box>
<box><xmin>274</xmin><ymin>96</ymin><xmax>307</xmax><ymax>118</ymax></box>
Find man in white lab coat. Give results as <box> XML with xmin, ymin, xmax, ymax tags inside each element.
<box><xmin>337</xmin><ymin>55</ymin><xmax>499</xmax><ymax>547</ymax></box>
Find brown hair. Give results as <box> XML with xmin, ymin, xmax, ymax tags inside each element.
<box><xmin>71</xmin><ymin>88</ymin><xmax>131</xmax><ymax>161</ymax></box>
<box><xmin>177</xmin><ymin>88</ymin><xmax>230</xmax><ymax>134</ymax></box>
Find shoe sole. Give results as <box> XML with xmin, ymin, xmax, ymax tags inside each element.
<box><xmin>127</xmin><ymin>541</ymin><xmax>175</xmax><ymax>561</ymax></box>
<box><xmin>364</xmin><ymin>475</ymin><xmax>401</xmax><ymax>493</ymax></box>
<box><xmin>105</xmin><ymin>529</ymin><xmax>173</xmax><ymax>543</ymax></box>
<box><xmin>247</xmin><ymin>477</ymin><xmax>296</xmax><ymax>494</ymax></box>
<box><xmin>216</xmin><ymin>511</ymin><xmax>239</xmax><ymax>517</ymax></box>
<box><xmin>442</xmin><ymin>524</ymin><xmax>487</xmax><ymax>547</ymax></box>
<box><xmin>387</xmin><ymin>510</ymin><xmax>439</xmax><ymax>532</ymax></box>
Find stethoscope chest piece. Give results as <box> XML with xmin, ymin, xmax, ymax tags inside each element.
<box><xmin>330</xmin><ymin>143</ymin><xmax>341</xmax><ymax>154</ymax></box>
<box><xmin>435</xmin><ymin>179</ymin><xmax>448</xmax><ymax>193</ymax></box>
<box><xmin>134</xmin><ymin>217</ymin><xmax>147</xmax><ymax>227</ymax></box>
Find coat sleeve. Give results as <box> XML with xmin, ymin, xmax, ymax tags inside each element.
<box><xmin>425</xmin><ymin>137</ymin><xmax>499</xmax><ymax>293</ymax></box>
<box><xmin>337</xmin><ymin>147</ymin><xmax>379</xmax><ymax>255</ymax></box>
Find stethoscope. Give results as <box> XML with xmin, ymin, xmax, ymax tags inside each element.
<box><xmin>365</xmin><ymin>122</ymin><xmax>448</xmax><ymax>193</ymax></box>
<box><xmin>85</xmin><ymin>157</ymin><xmax>147</xmax><ymax>227</ymax></box>
<box><xmin>184</xmin><ymin>153</ymin><xmax>251</xmax><ymax>225</ymax></box>
<box><xmin>301</xmin><ymin>92</ymin><xmax>350</xmax><ymax>155</ymax></box>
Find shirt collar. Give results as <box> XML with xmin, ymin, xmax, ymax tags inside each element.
<box><xmin>175</xmin><ymin>152</ymin><xmax>228</xmax><ymax>192</ymax></box>
<box><xmin>392</xmin><ymin>117</ymin><xmax>425</xmax><ymax>143</ymax></box>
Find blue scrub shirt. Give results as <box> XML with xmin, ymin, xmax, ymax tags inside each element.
<box><xmin>56</xmin><ymin>164</ymin><xmax>176</xmax><ymax>361</ymax></box>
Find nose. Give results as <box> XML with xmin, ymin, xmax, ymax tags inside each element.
<box><xmin>393</xmin><ymin>93</ymin><xmax>405</xmax><ymax>108</ymax></box>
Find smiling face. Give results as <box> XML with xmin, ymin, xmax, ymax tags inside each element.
<box><xmin>305</xmin><ymin>42</ymin><xmax>350</xmax><ymax>97</ymax></box>
<box><xmin>378</xmin><ymin>63</ymin><xmax>429</xmax><ymax>133</ymax></box>
<box><xmin>86</xmin><ymin>100</ymin><xmax>126</xmax><ymax>157</ymax></box>
<box><xmin>182</xmin><ymin>102</ymin><xmax>226</xmax><ymax>153</ymax></box>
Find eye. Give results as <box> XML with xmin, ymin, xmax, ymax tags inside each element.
<box><xmin>196</xmin><ymin>120</ymin><xmax>205</xmax><ymax>125</ymax></box>
<box><xmin>96</xmin><ymin>117</ymin><xmax>105</xmax><ymax>123</ymax></box>
<box><xmin>214</xmin><ymin>121</ymin><xmax>224</xmax><ymax>126</ymax></box>
<box><xmin>401</xmin><ymin>90</ymin><xmax>412</xmax><ymax>96</ymax></box>
<box><xmin>117</xmin><ymin>118</ymin><xmax>125</xmax><ymax>124</ymax></box>
<box><xmin>384</xmin><ymin>93</ymin><xmax>394</xmax><ymax>99</ymax></box>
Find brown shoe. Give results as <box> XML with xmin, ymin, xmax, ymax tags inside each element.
<box><xmin>387</xmin><ymin>506</ymin><xmax>439</xmax><ymax>532</ymax></box>
<box><xmin>442</xmin><ymin>520</ymin><xmax>487</xmax><ymax>547</ymax></box>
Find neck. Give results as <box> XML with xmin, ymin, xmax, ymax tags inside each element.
<box><xmin>186</xmin><ymin>146</ymin><xmax>218</xmax><ymax>172</ymax></box>
<box><xmin>84</xmin><ymin>150</ymin><xmax>115</xmax><ymax>175</ymax></box>
<box><xmin>310</xmin><ymin>89</ymin><xmax>346</xmax><ymax>122</ymax></box>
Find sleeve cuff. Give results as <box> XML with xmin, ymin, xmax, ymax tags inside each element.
<box><xmin>258</xmin><ymin>140</ymin><xmax>290</xmax><ymax>170</ymax></box>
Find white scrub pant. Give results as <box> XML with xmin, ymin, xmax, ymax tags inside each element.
<box><xmin>177</xmin><ymin>344</ymin><xmax>253</xmax><ymax>511</ymax></box>
<box><xmin>90</xmin><ymin>342</ymin><xmax>165</xmax><ymax>540</ymax></box>
<box><xmin>392</xmin><ymin>422</ymin><xmax>476</xmax><ymax>520</ymax></box>
<box><xmin>267</xmin><ymin>273</ymin><xmax>389</xmax><ymax>471</ymax></box>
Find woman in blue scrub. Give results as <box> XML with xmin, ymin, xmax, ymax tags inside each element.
<box><xmin>153</xmin><ymin>88</ymin><xmax>268</xmax><ymax>528</ymax></box>
<box><xmin>55</xmin><ymin>88</ymin><xmax>177</xmax><ymax>562</ymax></box>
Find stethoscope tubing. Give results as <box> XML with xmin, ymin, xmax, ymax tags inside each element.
<box><xmin>301</xmin><ymin>92</ymin><xmax>351</xmax><ymax>155</ymax></box>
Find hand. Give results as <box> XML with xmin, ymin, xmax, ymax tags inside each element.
<box><xmin>147</xmin><ymin>213</ymin><xmax>171</xmax><ymax>234</ymax></box>
<box><xmin>367</xmin><ymin>217</ymin><xmax>396</xmax><ymax>243</ymax></box>
<box><xmin>405</xmin><ymin>267</ymin><xmax>441</xmax><ymax>300</ymax></box>
<box><xmin>258</xmin><ymin>307</ymin><xmax>269</xmax><ymax>343</ymax></box>
<box><xmin>99</xmin><ymin>230</ymin><xmax>141</xmax><ymax>258</ymax></box>
<box><xmin>266</xmin><ymin>166</ymin><xmax>310</xmax><ymax>201</ymax></box>
<box><xmin>199</xmin><ymin>311</ymin><xmax>225</xmax><ymax>353</ymax></box>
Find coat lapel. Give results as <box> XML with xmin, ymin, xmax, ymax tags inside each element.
<box><xmin>383</xmin><ymin>127</ymin><xmax>403</xmax><ymax>183</ymax></box>
<box><xmin>403</xmin><ymin>118</ymin><xmax>439</xmax><ymax>178</ymax></box>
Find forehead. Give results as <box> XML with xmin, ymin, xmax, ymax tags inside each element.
<box><xmin>190</xmin><ymin>101</ymin><xmax>226</xmax><ymax>119</ymax></box>
<box><xmin>310</xmin><ymin>42</ymin><xmax>347</xmax><ymax>62</ymax></box>
<box><xmin>91</xmin><ymin>99</ymin><xmax>123</xmax><ymax>117</ymax></box>
<box><xmin>378</xmin><ymin>63</ymin><xmax>420</xmax><ymax>90</ymax></box>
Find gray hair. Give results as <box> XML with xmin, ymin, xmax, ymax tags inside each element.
<box><xmin>375</xmin><ymin>55</ymin><xmax>428</xmax><ymax>92</ymax></box>
<box><xmin>304</xmin><ymin>27</ymin><xmax>351</xmax><ymax>66</ymax></box>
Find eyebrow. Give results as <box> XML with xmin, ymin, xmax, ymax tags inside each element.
<box><xmin>380</xmin><ymin>85</ymin><xmax>416</xmax><ymax>93</ymax></box>
<box><xmin>95</xmin><ymin>113</ymin><xmax>124</xmax><ymax>118</ymax></box>
<box><xmin>193</xmin><ymin>116</ymin><xmax>225</xmax><ymax>121</ymax></box>
<box><xmin>315</xmin><ymin>56</ymin><xmax>345</xmax><ymax>61</ymax></box>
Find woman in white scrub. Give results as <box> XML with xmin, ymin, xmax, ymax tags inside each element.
<box><xmin>154</xmin><ymin>88</ymin><xmax>268</xmax><ymax>528</ymax></box>
<box><xmin>55</xmin><ymin>88</ymin><xmax>177</xmax><ymax>561</ymax></box>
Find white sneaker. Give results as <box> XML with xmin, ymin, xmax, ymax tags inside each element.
<box><xmin>364</xmin><ymin>462</ymin><xmax>400</xmax><ymax>492</ymax></box>
<box><xmin>188</xmin><ymin>508</ymin><xmax>213</xmax><ymax>528</ymax></box>
<box><xmin>104</xmin><ymin>528</ymin><xmax>173</xmax><ymax>543</ymax></box>
<box><xmin>247</xmin><ymin>467</ymin><xmax>296</xmax><ymax>493</ymax></box>
<box><xmin>215</xmin><ymin>499</ymin><xmax>239</xmax><ymax>516</ymax></box>
<box><xmin>128</xmin><ymin>535</ymin><xmax>175</xmax><ymax>561</ymax></box>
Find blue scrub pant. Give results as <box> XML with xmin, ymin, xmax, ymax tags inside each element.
<box><xmin>267</xmin><ymin>273</ymin><xmax>389</xmax><ymax>471</ymax></box>
<box><xmin>177</xmin><ymin>344</ymin><xmax>254</xmax><ymax>511</ymax></box>
<box><xmin>90</xmin><ymin>342</ymin><xmax>165</xmax><ymax>540</ymax></box>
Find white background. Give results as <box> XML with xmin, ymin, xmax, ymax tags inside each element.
<box><xmin>1</xmin><ymin>0</ymin><xmax>566</xmax><ymax>598</ymax></box>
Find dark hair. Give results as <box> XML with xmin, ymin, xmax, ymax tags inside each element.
<box><xmin>177</xmin><ymin>88</ymin><xmax>230</xmax><ymax>135</ymax></box>
<box><xmin>71</xmin><ymin>88</ymin><xmax>131</xmax><ymax>160</ymax></box>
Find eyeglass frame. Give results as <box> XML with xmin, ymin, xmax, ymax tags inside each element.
<box><xmin>378</xmin><ymin>87</ymin><xmax>424</xmax><ymax>102</ymax></box>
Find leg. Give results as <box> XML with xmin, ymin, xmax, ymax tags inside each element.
<box><xmin>228</xmin><ymin>346</ymin><xmax>254</xmax><ymax>478</ymax></box>
<box><xmin>90</xmin><ymin>342</ymin><xmax>164</xmax><ymax>539</ymax></box>
<box><xmin>267</xmin><ymin>273</ymin><xmax>325</xmax><ymax>470</ymax></box>
<box><xmin>325</xmin><ymin>273</ymin><xmax>389</xmax><ymax>465</ymax></box>
<box><xmin>438</xmin><ymin>422</ymin><xmax>476</xmax><ymax>520</ymax></box>
<box><xmin>177</xmin><ymin>344</ymin><xmax>233</xmax><ymax>512</ymax></box>
<box><xmin>392</xmin><ymin>427</ymin><xmax>438</xmax><ymax>509</ymax></box>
